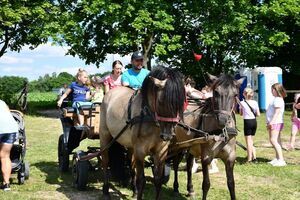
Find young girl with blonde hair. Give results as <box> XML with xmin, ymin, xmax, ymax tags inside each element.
<box><xmin>238</xmin><ymin>88</ymin><xmax>260</xmax><ymax>163</ymax></box>
<box><xmin>90</xmin><ymin>76</ymin><xmax>104</xmax><ymax>103</ymax></box>
<box><xmin>266</xmin><ymin>83</ymin><xmax>287</xmax><ymax>166</ymax></box>
<box><xmin>57</xmin><ymin>68</ymin><xmax>92</xmax><ymax>128</ymax></box>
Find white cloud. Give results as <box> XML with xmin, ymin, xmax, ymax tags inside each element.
<box><xmin>2</xmin><ymin>66</ymin><xmax>32</xmax><ymax>73</ymax></box>
<box><xmin>21</xmin><ymin>43</ymin><xmax>69</xmax><ymax>58</ymax></box>
<box><xmin>0</xmin><ymin>55</ymin><xmax>33</xmax><ymax>64</ymax></box>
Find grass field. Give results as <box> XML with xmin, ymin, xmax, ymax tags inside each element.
<box><xmin>0</xmin><ymin>111</ymin><xmax>300</xmax><ymax>200</ymax></box>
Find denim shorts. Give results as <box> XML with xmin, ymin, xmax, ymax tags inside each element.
<box><xmin>0</xmin><ymin>133</ymin><xmax>17</xmax><ymax>144</ymax></box>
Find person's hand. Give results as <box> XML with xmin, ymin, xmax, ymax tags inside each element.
<box><xmin>266</xmin><ymin>124</ymin><xmax>272</xmax><ymax>131</ymax></box>
<box><xmin>57</xmin><ymin>100</ymin><xmax>63</xmax><ymax>107</ymax></box>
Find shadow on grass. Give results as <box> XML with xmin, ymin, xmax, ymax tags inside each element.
<box><xmin>33</xmin><ymin>161</ymin><xmax>186</xmax><ymax>200</ymax></box>
<box><xmin>236</xmin><ymin>156</ymin><xmax>271</xmax><ymax>164</ymax></box>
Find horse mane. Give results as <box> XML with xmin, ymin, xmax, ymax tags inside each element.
<box><xmin>141</xmin><ymin>66</ymin><xmax>185</xmax><ymax>119</ymax></box>
<box><xmin>211</xmin><ymin>74</ymin><xmax>236</xmax><ymax>91</ymax></box>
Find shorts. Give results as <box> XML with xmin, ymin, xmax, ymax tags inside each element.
<box><xmin>72</xmin><ymin>101</ymin><xmax>93</xmax><ymax>114</ymax></box>
<box><xmin>0</xmin><ymin>133</ymin><xmax>17</xmax><ymax>144</ymax></box>
<box><xmin>292</xmin><ymin>117</ymin><xmax>300</xmax><ymax>133</ymax></box>
<box><xmin>270</xmin><ymin>123</ymin><xmax>284</xmax><ymax>132</ymax></box>
<box><xmin>244</xmin><ymin>119</ymin><xmax>257</xmax><ymax>136</ymax></box>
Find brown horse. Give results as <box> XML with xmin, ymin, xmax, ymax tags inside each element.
<box><xmin>170</xmin><ymin>74</ymin><xmax>244</xmax><ymax>200</ymax></box>
<box><xmin>100</xmin><ymin>66</ymin><xmax>185</xmax><ymax>200</ymax></box>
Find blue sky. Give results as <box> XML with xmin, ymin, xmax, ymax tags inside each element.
<box><xmin>0</xmin><ymin>43</ymin><xmax>132</xmax><ymax>81</ymax></box>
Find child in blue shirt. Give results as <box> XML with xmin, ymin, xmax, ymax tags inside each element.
<box><xmin>57</xmin><ymin>68</ymin><xmax>92</xmax><ymax>127</ymax></box>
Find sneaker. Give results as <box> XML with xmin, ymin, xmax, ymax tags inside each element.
<box><xmin>0</xmin><ymin>183</ymin><xmax>11</xmax><ymax>191</ymax></box>
<box><xmin>272</xmin><ymin>159</ymin><xmax>286</xmax><ymax>167</ymax></box>
<box><xmin>268</xmin><ymin>158</ymin><xmax>278</xmax><ymax>165</ymax></box>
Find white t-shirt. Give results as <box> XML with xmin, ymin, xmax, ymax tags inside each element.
<box><xmin>266</xmin><ymin>97</ymin><xmax>285</xmax><ymax>124</ymax></box>
<box><xmin>240</xmin><ymin>100</ymin><xmax>259</xmax><ymax>120</ymax></box>
<box><xmin>0</xmin><ymin>100</ymin><xmax>19</xmax><ymax>134</ymax></box>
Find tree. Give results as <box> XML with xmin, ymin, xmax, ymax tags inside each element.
<box><xmin>0</xmin><ymin>76</ymin><xmax>28</xmax><ymax>106</ymax></box>
<box><xmin>56</xmin><ymin>0</ymin><xmax>182</xmax><ymax>69</ymax></box>
<box><xmin>0</xmin><ymin>0</ymin><xmax>59</xmax><ymax>57</ymax></box>
<box><xmin>158</xmin><ymin>0</ymin><xmax>299</xmax><ymax>83</ymax></box>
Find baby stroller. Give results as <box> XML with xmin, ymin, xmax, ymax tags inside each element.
<box><xmin>10</xmin><ymin>110</ymin><xmax>29</xmax><ymax>184</ymax></box>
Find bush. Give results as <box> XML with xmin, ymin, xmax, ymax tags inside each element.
<box><xmin>0</xmin><ymin>76</ymin><xmax>28</xmax><ymax>107</ymax></box>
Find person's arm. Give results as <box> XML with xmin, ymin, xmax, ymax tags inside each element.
<box><xmin>86</xmin><ymin>89</ymin><xmax>91</xmax><ymax>100</ymax></box>
<box><xmin>295</xmin><ymin>102</ymin><xmax>300</xmax><ymax>109</ymax></box>
<box><xmin>104</xmin><ymin>84</ymin><xmax>110</xmax><ymax>94</ymax></box>
<box><xmin>255</xmin><ymin>101</ymin><xmax>261</xmax><ymax>117</ymax></box>
<box><xmin>121</xmin><ymin>74</ymin><xmax>130</xmax><ymax>87</ymax></box>
<box><xmin>57</xmin><ymin>88</ymin><xmax>72</xmax><ymax>107</ymax></box>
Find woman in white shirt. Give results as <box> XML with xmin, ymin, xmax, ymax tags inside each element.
<box><xmin>0</xmin><ymin>100</ymin><xmax>19</xmax><ymax>191</ymax></box>
<box><xmin>238</xmin><ymin>88</ymin><xmax>260</xmax><ymax>163</ymax></box>
<box><xmin>266</xmin><ymin>83</ymin><xmax>287</xmax><ymax>167</ymax></box>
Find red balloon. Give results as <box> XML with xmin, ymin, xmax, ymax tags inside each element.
<box><xmin>193</xmin><ymin>53</ymin><xmax>202</xmax><ymax>62</ymax></box>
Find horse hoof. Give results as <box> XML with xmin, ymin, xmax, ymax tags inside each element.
<box><xmin>173</xmin><ymin>191</ymin><xmax>180</xmax><ymax>197</ymax></box>
<box><xmin>186</xmin><ymin>192</ymin><xmax>196</xmax><ymax>198</ymax></box>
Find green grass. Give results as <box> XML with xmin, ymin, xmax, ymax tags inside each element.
<box><xmin>1</xmin><ymin>112</ymin><xmax>300</xmax><ymax>199</ymax></box>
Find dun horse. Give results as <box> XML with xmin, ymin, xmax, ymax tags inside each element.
<box><xmin>170</xmin><ymin>74</ymin><xmax>244</xmax><ymax>200</ymax></box>
<box><xmin>100</xmin><ymin>67</ymin><xmax>185</xmax><ymax>199</ymax></box>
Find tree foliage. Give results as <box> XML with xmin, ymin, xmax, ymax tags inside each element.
<box><xmin>29</xmin><ymin>72</ymin><xmax>75</xmax><ymax>92</ymax></box>
<box><xmin>55</xmin><ymin>0</ymin><xmax>299</xmax><ymax>79</ymax></box>
<box><xmin>56</xmin><ymin>0</ymin><xmax>182</xmax><ymax>69</ymax></box>
<box><xmin>0</xmin><ymin>0</ymin><xmax>59</xmax><ymax>57</ymax></box>
<box><xmin>0</xmin><ymin>76</ymin><xmax>28</xmax><ymax>105</ymax></box>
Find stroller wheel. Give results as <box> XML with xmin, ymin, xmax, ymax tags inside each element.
<box><xmin>18</xmin><ymin>171</ymin><xmax>25</xmax><ymax>185</ymax></box>
<box><xmin>24</xmin><ymin>162</ymin><xmax>30</xmax><ymax>179</ymax></box>
<box><xmin>72</xmin><ymin>150</ymin><xmax>89</xmax><ymax>190</ymax></box>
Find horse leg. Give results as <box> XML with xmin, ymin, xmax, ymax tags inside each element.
<box><xmin>172</xmin><ymin>152</ymin><xmax>184</xmax><ymax>194</ymax></box>
<box><xmin>186</xmin><ymin>153</ymin><xmax>195</xmax><ymax>196</ymax></box>
<box><xmin>134</xmin><ymin>152</ymin><xmax>146</xmax><ymax>200</ymax></box>
<box><xmin>220</xmin><ymin>148</ymin><xmax>236</xmax><ymax>200</ymax></box>
<box><xmin>201</xmin><ymin>150</ymin><xmax>212</xmax><ymax>200</ymax></box>
<box><xmin>130</xmin><ymin>155</ymin><xmax>138</xmax><ymax>199</ymax></box>
<box><xmin>153</xmin><ymin>153</ymin><xmax>166</xmax><ymax>200</ymax></box>
<box><xmin>101</xmin><ymin>147</ymin><xmax>111</xmax><ymax>200</ymax></box>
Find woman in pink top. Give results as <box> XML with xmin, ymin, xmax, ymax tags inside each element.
<box><xmin>103</xmin><ymin>60</ymin><xmax>123</xmax><ymax>93</ymax></box>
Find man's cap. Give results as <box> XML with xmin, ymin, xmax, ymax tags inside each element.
<box><xmin>131</xmin><ymin>51</ymin><xmax>143</xmax><ymax>60</ymax></box>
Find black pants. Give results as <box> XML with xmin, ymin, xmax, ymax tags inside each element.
<box><xmin>244</xmin><ymin>119</ymin><xmax>257</xmax><ymax>136</ymax></box>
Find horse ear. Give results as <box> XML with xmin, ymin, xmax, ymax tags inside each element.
<box><xmin>236</xmin><ymin>77</ymin><xmax>246</xmax><ymax>87</ymax></box>
<box><xmin>149</xmin><ymin>76</ymin><xmax>167</xmax><ymax>89</ymax></box>
<box><xmin>206</xmin><ymin>73</ymin><xmax>217</xmax><ymax>82</ymax></box>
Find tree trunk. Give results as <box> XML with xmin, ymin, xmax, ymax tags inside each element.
<box><xmin>142</xmin><ymin>33</ymin><xmax>154</xmax><ymax>70</ymax></box>
<box><xmin>0</xmin><ymin>28</ymin><xmax>10</xmax><ymax>58</ymax></box>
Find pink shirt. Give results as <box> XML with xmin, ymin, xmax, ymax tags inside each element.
<box><xmin>103</xmin><ymin>74</ymin><xmax>122</xmax><ymax>90</ymax></box>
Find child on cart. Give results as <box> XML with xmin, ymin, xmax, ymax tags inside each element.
<box><xmin>57</xmin><ymin>68</ymin><xmax>92</xmax><ymax>128</ymax></box>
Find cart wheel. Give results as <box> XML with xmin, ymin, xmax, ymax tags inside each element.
<box><xmin>58</xmin><ymin>134</ymin><xmax>69</xmax><ymax>172</ymax></box>
<box><xmin>18</xmin><ymin>171</ymin><xmax>25</xmax><ymax>185</ymax></box>
<box><xmin>72</xmin><ymin>150</ymin><xmax>89</xmax><ymax>190</ymax></box>
<box><xmin>24</xmin><ymin>162</ymin><xmax>30</xmax><ymax>179</ymax></box>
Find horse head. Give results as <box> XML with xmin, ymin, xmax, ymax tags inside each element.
<box><xmin>208</xmin><ymin>73</ymin><xmax>244</xmax><ymax>128</ymax></box>
<box><xmin>141</xmin><ymin>67</ymin><xmax>185</xmax><ymax>141</ymax></box>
